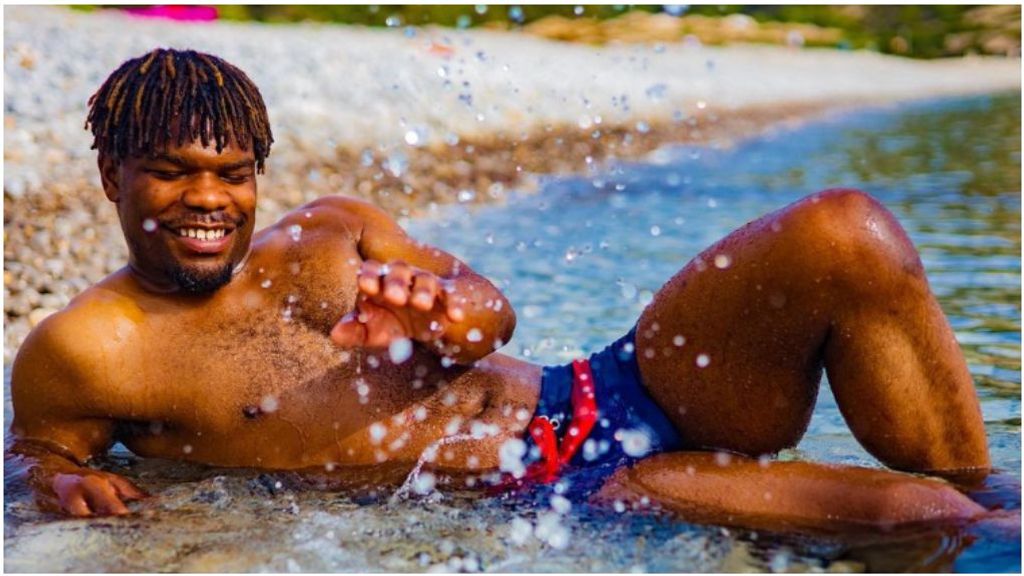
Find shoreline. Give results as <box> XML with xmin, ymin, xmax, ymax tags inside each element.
<box><xmin>3</xmin><ymin>6</ymin><xmax>1021</xmax><ymax>361</ymax></box>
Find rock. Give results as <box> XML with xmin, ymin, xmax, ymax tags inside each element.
<box><xmin>28</xmin><ymin>307</ymin><xmax>57</xmax><ymax>328</ymax></box>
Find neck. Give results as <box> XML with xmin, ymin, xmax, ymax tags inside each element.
<box><xmin>126</xmin><ymin>245</ymin><xmax>252</xmax><ymax>295</ymax></box>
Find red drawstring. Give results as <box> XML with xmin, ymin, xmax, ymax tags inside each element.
<box><xmin>498</xmin><ymin>359</ymin><xmax>599</xmax><ymax>488</ymax></box>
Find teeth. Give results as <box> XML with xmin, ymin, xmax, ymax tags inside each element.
<box><xmin>178</xmin><ymin>228</ymin><xmax>226</xmax><ymax>240</ymax></box>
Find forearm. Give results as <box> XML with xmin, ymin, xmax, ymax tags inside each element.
<box><xmin>433</xmin><ymin>271</ymin><xmax>516</xmax><ymax>364</ymax></box>
<box><xmin>596</xmin><ymin>453</ymin><xmax>985</xmax><ymax>533</ymax></box>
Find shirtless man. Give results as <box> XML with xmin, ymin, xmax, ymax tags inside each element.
<box><xmin>8</xmin><ymin>49</ymin><xmax>992</xmax><ymax>529</ymax></box>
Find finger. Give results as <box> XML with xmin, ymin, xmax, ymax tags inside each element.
<box><xmin>330</xmin><ymin>311</ymin><xmax>367</xmax><ymax>347</ymax></box>
<box><xmin>358</xmin><ymin>260</ymin><xmax>383</xmax><ymax>296</ymax></box>
<box><xmin>364</xmin><ymin>307</ymin><xmax>409</xmax><ymax>348</ymax></box>
<box><xmin>81</xmin><ymin>476</ymin><xmax>129</xmax><ymax>516</ymax></box>
<box><xmin>444</xmin><ymin>292</ymin><xmax>466</xmax><ymax>323</ymax></box>
<box><xmin>383</xmin><ymin>261</ymin><xmax>413</xmax><ymax>307</ymax></box>
<box><xmin>53</xmin><ymin>474</ymin><xmax>91</xmax><ymax>517</ymax></box>
<box><xmin>107</xmin><ymin>475</ymin><xmax>149</xmax><ymax>501</ymax></box>
<box><xmin>62</xmin><ymin>491</ymin><xmax>92</xmax><ymax>517</ymax></box>
<box><xmin>410</xmin><ymin>272</ymin><xmax>439</xmax><ymax>311</ymax></box>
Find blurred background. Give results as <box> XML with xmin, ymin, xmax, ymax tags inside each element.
<box><xmin>77</xmin><ymin>4</ymin><xmax>1021</xmax><ymax>59</ymax></box>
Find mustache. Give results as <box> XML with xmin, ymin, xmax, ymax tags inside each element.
<box><xmin>162</xmin><ymin>211</ymin><xmax>245</xmax><ymax>229</ymax></box>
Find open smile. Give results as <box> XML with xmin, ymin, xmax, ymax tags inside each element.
<box><xmin>166</xmin><ymin>224</ymin><xmax>236</xmax><ymax>254</ymax></box>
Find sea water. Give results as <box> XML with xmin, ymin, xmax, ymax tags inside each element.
<box><xmin>4</xmin><ymin>94</ymin><xmax>1020</xmax><ymax>572</ymax></box>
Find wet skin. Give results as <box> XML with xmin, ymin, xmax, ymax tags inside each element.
<box><xmin>8</xmin><ymin>139</ymin><xmax>995</xmax><ymax>532</ymax></box>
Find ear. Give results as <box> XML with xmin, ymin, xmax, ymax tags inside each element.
<box><xmin>98</xmin><ymin>153</ymin><xmax>121</xmax><ymax>203</ymax></box>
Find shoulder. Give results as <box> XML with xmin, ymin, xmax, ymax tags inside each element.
<box><xmin>12</xmin><ymin>283</ymin><xmax>139</xmax><ymax>400</ymax></box>
<box><xmin>300</xmin><ymin>195</ymin><xmax>400</xmax><ymax>234</ymax></box>
<box><xmin>264</xmin><ymin>195</ymin><xmax>404</xmax><ymax>247</ymax></box>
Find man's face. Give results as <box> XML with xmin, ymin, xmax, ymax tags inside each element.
<box><xmin>100</xmin><ymin>138</ymin><xmax>257</xmax><ymax>294</ymax></box>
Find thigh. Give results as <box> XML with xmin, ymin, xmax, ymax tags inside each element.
<box><xmin>634</xmin><ymin>195</ymin><xmax>840</xmax><ymax>455</ymax></box>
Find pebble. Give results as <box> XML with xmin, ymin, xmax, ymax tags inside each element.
<box><xmin>27</xmin><ymin>307</ymin><xmax>57</xmax><ymax>328</ymax></box>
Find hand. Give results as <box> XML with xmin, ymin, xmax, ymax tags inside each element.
<box><xmin>331</xmin><ymin>260</ymin><xmax>465</xmax><ymax>349</ymax></box>
<box><xmin>51</xmin><ymin>470</ymin><xmax>148</xmax><ymax>517</ymax></box>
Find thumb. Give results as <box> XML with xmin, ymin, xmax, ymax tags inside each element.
<box><xmin>330</xmin><ymin>312</ymin><xmax>367</xmax><ymax>347</ymax></box>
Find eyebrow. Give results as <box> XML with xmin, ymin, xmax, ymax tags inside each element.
<box><xmin>149</xmin><ymin>153</ymin><xmax>254</xmax><ymax>172</ymax></box>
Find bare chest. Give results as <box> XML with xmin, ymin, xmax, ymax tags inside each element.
<box><xmin>115</xmin><ymin>302</ymin><xmax>481</xmax><ymax>469</ymax></box>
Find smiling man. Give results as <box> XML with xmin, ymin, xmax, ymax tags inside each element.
<box><xmin>8</xmin><ymin>48</ymin><xmax>992</xmax><ymax>529</ymax></box>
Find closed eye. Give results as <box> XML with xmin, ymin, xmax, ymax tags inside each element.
<box><xmin>220</xmin><ymin>173</ymin><xmax>251</xmax><ymax>184</ymax></box>
<box><xmin>147</xmin><ymin>169</ymin><xmax>186</xmax><ymax>180</ymax></box>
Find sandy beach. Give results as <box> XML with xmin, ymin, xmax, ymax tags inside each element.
<box><xmin>3</xmin><ymin>5</ymin><xmax>1020</xmax><ymax>361</ymax></box>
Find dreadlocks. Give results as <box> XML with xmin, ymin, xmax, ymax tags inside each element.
<box><xmin>85</xmin><ymin>48</ymin><xmax>274</xmax><ymax>173</ymax></box>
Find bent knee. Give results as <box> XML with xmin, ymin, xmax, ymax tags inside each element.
<box><xmin>784</xmin><ymin>188</ymin><xmax>925</xmax><ymax>279</ymax></box>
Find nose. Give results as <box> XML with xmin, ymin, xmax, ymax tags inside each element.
<box><xmin>181</xmin><ymin>173</ymin><xmax>231</xmax><ymax>211</ymax></box>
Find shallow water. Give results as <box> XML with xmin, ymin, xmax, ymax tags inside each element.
<box><xmin>5</xmin><ymin>94</ymin><xmax>1021</xmax><ymax>572</ymax></box>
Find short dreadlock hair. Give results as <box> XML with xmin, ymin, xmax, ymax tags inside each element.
<box><xmin>85</xmin><ymin>48</ymin><xmax>274</xmax><ymax>173</ymax></box>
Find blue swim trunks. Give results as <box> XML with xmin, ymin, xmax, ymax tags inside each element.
<box><xmin>513</xmin><ymin>327</ymin><xmax>683</xmax><ymax>485</ymax></box>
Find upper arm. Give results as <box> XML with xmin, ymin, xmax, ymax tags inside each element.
<box><xmin>10</xmin><ymin>313</ymin><xmax>117</xmax><ymax>464</ymax></box>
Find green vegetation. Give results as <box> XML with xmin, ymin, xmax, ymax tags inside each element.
<box><xmin>73</xmin><ymin>5</ymin><xmax>1020</xmax><ymax>59</ymax></box>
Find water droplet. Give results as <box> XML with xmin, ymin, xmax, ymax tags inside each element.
<box><xmin>714</xmin><ymin>254</ymin><xmax>731</xmax><ymax>269</ymax></box>
<box><xmin>404</xmin><ymin>127</ymin><xmax>428</xmax><ymax>147</ymax></box>
<box><xmin>551</xmin><ymin>494</ymin><xmax>572</xmax><ymax>515</ymax></box>
<box><xmin>618</xmin><ymin>429</ymin><xmax>652</xmax><ymax>457</ymax></box>
<box><xmin>507</xmin><ymin>5</ymin><xmax>524</xmax><ymax>23</ymax></box>
<box><xmin>388</xmin><ymin>338</ymin><xmax>413</xmax><ymax>364</ymax></box>
<box><xmin>617</xmin><ymin>279</ymin><xmax>638</xmax><ymax>300</ymax></box>
<box><xmin>457</xmin><ymin>189</ymin><xmax>476</xmax><ymax>203</ymax></box>
<box><xmin>384</xmin><ymin>151</ymin><xmax>408</xmax><ymax>177</ymax></box>
<box><xmin>650</xmin><ymin>225</ymin><xmax>661</xmax><ymax>237</ymax></box>
<box><xmin>635</xmin><ymin>121</ymin><xmax>650</xmax><ymax>134</ymax></box>
<box><xmin>385</xmin><ymin>14</ymin><xmax>402</xmax><ymax>27</ymax></box>
<box><xmin>466</xmin><ymin>328</ymin><xmax>483</xmax><ymax>342</ymax></box>
<box><xmin>260</xmin><ymin>395</ymin><xmax>279</xmax><ymax>413</ymax></box>
<box><xmin>645</xmin><ymin>83</ymin><xmax>668</xmax><ymax>101</ymax></box>
<box><xmin>499</xmin><ymin>438</ymin><xmax>528</xmax><ymax>478</ymax></box>
<box><xmin>182</xmin><ymin>444</ymin><xmax>193</xmax><ymax>454</ymax></box>
<box><xmin>509</xmin><ymin>517</ymin><xmax>533</xmax><ymax>545</ymax></box>
<box><xmin>664</xmin><ymin>5</ymin><xmax>689</xmax><ymax>17</ymax></box>
<box><xmin>142</xmin><ymin>218</ymin><xmax>158</xmax><ymax>233</ymax></box>
<box><xmin>369</xmin><ymin>422</ymin><xmax>387</xmax><ymax>444</ymax></box>
<box><xmin>412</xmin><ymin>472</ymin><xmax>436</xmax><ymax>495</ymax></box>
<box><xmin>475</xmin><ymin>5</ymin><xmax>488</xmax><ymax>15</ymax></box>
<box><xmin>288</xmin><ymin>224</ymin><xmax>303</xmax><ymax>242</ymax></box>
<box><xmin>672</xmin><ymin>335</ymin><xmax>686</xmax><ymax>347</ymax></box>
<box><xmin>360</xmin><ymin>149</ymin><xmax>375</xmax><ymax>167</ymax></box>
<box><xmin>696</xmin><ymin>353</ymin><xmax>710</xmax><ymax>368</ymax></box>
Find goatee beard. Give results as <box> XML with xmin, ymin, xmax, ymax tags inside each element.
<box><xmin>171</xmin><ymin>263</ymin><xmax>234</xmax><ymax>294</ymax></box>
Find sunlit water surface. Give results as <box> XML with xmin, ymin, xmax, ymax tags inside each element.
<box><xmin>4</xmin><ymin>94</ymin><xmax>1020</xmax><ymax>572</ymax></box>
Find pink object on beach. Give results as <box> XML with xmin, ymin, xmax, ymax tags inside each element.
<box><xmin>123</xmin><ymin>6</ymin><xmax>218</xmax><ymax>22</ymax></box>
